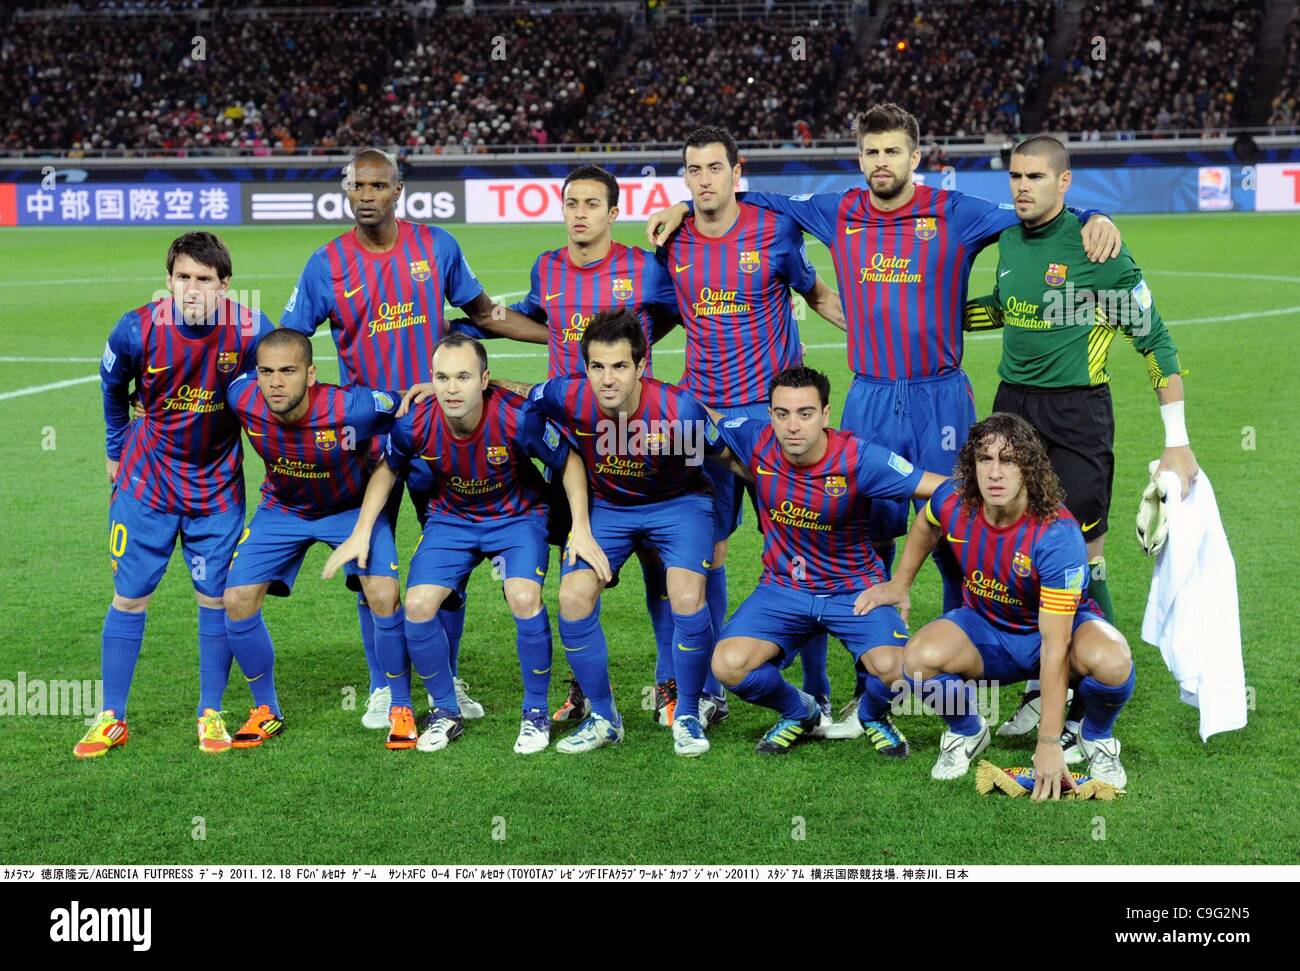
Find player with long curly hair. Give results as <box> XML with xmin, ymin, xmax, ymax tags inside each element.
<box><xmin>854</xmin><ymin>413</ymin><xmax>1135</xmax><ymax>798</ymax></box>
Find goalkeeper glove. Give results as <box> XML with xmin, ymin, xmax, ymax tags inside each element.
<box><xmin>1135</xmin><ymin>459</ymin><xmax>1169</xmax><ymax>557</ymax></box>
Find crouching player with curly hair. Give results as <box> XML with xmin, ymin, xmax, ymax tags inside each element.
<box><xmin>856</xmin><ymin>412</ymin><xmax>1134</xmax><ymax>797</ymax></box>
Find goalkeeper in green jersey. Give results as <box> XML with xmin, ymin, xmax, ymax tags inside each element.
<box><xmin>965</xmin><ymin>135</ymin><xmax>1198</xmax><ymax>749</ymax></box>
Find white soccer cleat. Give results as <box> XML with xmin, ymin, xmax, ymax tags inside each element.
<box><xmin>672</xmin><ymin>714</ymin><xmax>710</xmax><ymax>757</ymax></box>
<box><xmin>556</xmin><ymin>712</ymin><xmax>624</xmax><ymax>754</ymax></box>
<box><xmin>416</xmin><ymin>711</ymin><xmax>465</xmax><ymax>753</ymax></box>
<box><xmin>513</xmin><ymin>709</ymin><xmax>550</xmax><ymax>755</ymax></box>
<box><xmin>996</xmin><ymin>690</ymin><xmax>1041</xmax><ymax>737</ymax></box>
<box><xmin>454</xmin><ymin>678</ymin><xmax>485</xmax><ymax>719</ymax></box>
<box><xmin>931</xmin><ymin>717</ymin><xmax>991</xmax><ymax>780</ymax></box>
<box><xmin>362</xmin><ymin>686</ymin><xmax>392</xmax><ymax>729</ymax></box>
<box><xmin>1079</xmin><ymin>735</ymin><xmax>1128</xmax><ymax>790</ymax></box>
<box><xmin>825</xmin><ymin>706</ymin><xmax>866</xmax><ymax>740</ymax></box>
<box><xmin>1061</xmin><ymin>720</ymin><xmax>1086</xmax><ymax>765</ymax></box>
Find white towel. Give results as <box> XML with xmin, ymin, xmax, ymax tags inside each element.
<box><xmin>1140</xmin><ymin>469</ymin><xmax>1248</xmax><ymax>741</ymax></box>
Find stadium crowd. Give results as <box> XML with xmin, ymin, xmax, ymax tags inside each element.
<box><xmin>1043</xmin><ymin>0</ymin><xmax>1262</xmax><ymax>137</ymax></box>
<box><xmin>1268</xmin><ymin>7</ymin><xmax>1300</xmax><ymax>132</ymax></box>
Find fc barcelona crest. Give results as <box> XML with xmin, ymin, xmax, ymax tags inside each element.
<box><xmin>409</xmin><ymin>259</ymin><xmax>432</xmax><ymax>283</ymax></box>
<box><xmin>486</xmin><ymin>444</ymin><xmax>509</xmax><ymax>466</ymax></box>
<box><xmin>217</xmin><ymin>351</ymin><xmax>240</xmax><ymax>373</ymax></box>
<box><xmin>914</xmin><ymin>217</ymin><xmax>937</xmax><ymax>241</ymax></box>
<box><xmin>1044</xmin><ymin>263</ymin><xmax>1068</xmax><ymax>287</ymax></box>
<box><xmin>1012</xmin><ymin>550</ymin><xmax>1032</xmax><ymax>578</ymax></box>
<box><xmin>824</xmin><ymin>475</ymin><xmax>847</xmax><ymax>497</ymax></box>
<box><xmin>739</xmin><ymin>250</ymin><xmax>761</xmax><ymax>274</ymax></box>
<box><xmin>315</xmin><ymin>429</ymin><xmax>338</xmax><ymax>451</ymax></box>
<box><xmin>612</xmin><ymin>277</ymin><xmax>634</xmax><ymax>301</ymax></box>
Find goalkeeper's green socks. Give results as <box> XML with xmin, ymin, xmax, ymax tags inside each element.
<box><xmin>1089</xmin><ymin>557</ymin><xmax>1116</xmax><ymax>625</ymax></box>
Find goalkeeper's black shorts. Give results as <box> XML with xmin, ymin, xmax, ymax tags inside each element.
<box><xmin>993</xmin><ymin>381</ymin><xmax>1114</xmax><ymax>542</ymax></box>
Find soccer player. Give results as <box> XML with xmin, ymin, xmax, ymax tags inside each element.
<box><xmin>77</xmin><ymin>232</ymin><xmax>272</xmax><ymax>758</ymax></box>
<box><xmin>661</xmin><ymin>126</ymin><xmax>848</xmax><ymax>728</ymax></box>
<box><xmin>708</xmin><ymin>366</ymin><xmax>946</xmax><ymax>755</ymax></box>
<box><xmin>220</xmin><ymin>329</ymin><xmax>411</xmax><ymax>748</ymax></box>
<box><xmin>521</xmin><ymin>309</ymin><xmax>724</xmax><ymax>756</ymax></box>
<box><xmin>964</xmin><ymin>135</ymin><xmax>1194</xmax><ymax>748</ymax></box>
<box><xmin>324</xmin><ymin>333</ymin><xmax>601</xmax><ymax>755</ymax></box>
<box><xmin>281</xmin><ymin>147</ymin><xmax>548</xmax><ymax>730</ymax></box>
<box><xmin>855</xmin><ymin>413</ymin><xmax>1134</xmax><ymax>792</ymax></box>
<box><xmin>647</xmin><ymin>104</ymin><xmax>1121</xmax><ymax>734</ymax></box>
<box><xmin>508</xmin><ymin>164</ymin><xmax>687</xmax><ymax>727</ymax></box>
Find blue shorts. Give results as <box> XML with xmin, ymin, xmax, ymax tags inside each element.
<box><xmin>720</xmin><ymin>582</ymin><xmax>910</xmax><ymax>664</ymax></box>
<box><xmin>225</xmin><ymin>503</ymin><xmax>399</xmax><ymax>597</ymax></box>
<box><xmin>704</xmin><ymin>401</ymin><xmax>770</xmax><ymax>542</ymax></box>
<box><xmin>564</xmin><ymin>493</ymin><xmax>715</xmax><ymax>578</ymax></box>
<box><xmin>941</xmin><ymin>605</ymin><xmax>1109</xmax><ymax>684</ymax></box>
<box><xmin>841</xmin><ymin>369</ymin><xmax>976</xmax><ymax>540</ymax></box>
<box><xmin>408</xmin><ymin>513</ymin><xmax>549</xmax><ymax>591</ymax></box>
<box><xmin>108</xmin><ymin>489</ymin><xmax>245</xmax><ymax>599</ymax></box>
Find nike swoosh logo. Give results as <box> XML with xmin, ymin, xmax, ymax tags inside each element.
<box><xmin>535</xmin><ymin>567</ymin><xmax>545</xmax><ymax>576</ymax></box>
<box><xmin>1081</xmin><ymin>519</ymin><xmax>1101</xmax><ymax>532</ymax></box>
<box><xmin>562</xmin><ymin>645</ymin><xmax>587</xmax><ymax>653</ymax></box>
<box><xmin>247</xmin><ymin>430</ymin><xmax>266</xmax><ymax>437</ymax></box>
<box><xmin>892</xmin><ymin>631</ymin><xmax>909</xmax><ymax>640</ymax></box>
<box><xmin>420</xmin><ymin>454</ymin><xmax>441</xmax><ymax>461</ymax></box>
<box><xmin>532</xmin><ymin>667</ymin><xmax>552</xmax><ymax>675</ymax></box>
<box><xmin>677</xmin><ymin>644</ymin><xmax>704</xmax><ymax>652</ymax></box>
<box><xmin>756</xmin><ymin>466</ymin><xmax>777</xmax><ymax>476</ymax></box>
<box><xmin>246</xmin><ymin>673</ymin><xmax>264</xmax><ymax>683</ymax></box>
<box><xmin>999</xmin><ymin>269</ymin><xmax>1012</xmax><ymax>278</ymax></box>
<box><xmin>545</xmin><ymin>292</ymin><xmax>562</xmax><ymax>301</ymax></box>
<box><xmin>845</xmin><ymin>226</ymin><xmax>868</xmax><ymax>235</ymax></box>
<box><xmin>946</xmin><ymin>533</ymin><xmax>967</xmax><ymax>543</ymax></box>
<box><xmin>575</xmin><ymin>430</ymin><xmax>597</xmax><ymax>437</ymax></box>
<box><xmin>389</xmin><ymin>562</ymin><xmax>399</xmax><ymax>570</ymax></box>
<box><xmin>344</xmin><ymin>284</ymin><xmax>364</xmax><ymax>298</ymax></box>
<box><xmin>675</xmin><ymin>264</ymin><xmax>692</xmax><ymax>273</ymax></box>
<box><xmin>701</xmin><ymin>560</ymin><xmax>712</xmax><ymax>569</ymax></box>
<box><xmin>146</xmin><ymin>365</ymin><xmax>170</xmax><ymax>374</ymax></box>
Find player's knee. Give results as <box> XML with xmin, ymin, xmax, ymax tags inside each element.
<box><xmin>111</xmin><ymin>593</ymin><xmax>150</xmax><ymax>613</ymax></box>
<box><xmin>902</xmin><ymin>634</ymin><xmax>948</xmax><ymax>680</ymax></box>
<box><xmin>1093</xmin><ymin>638</ymin><xmax>1133</xmax><ymax>686</ymax></box>
<box><xmin>222</xmin><ymin>586</ymin><xmax>261</xmax><ymax>621</ymax></box>
<box><xmin>712</xmin><ymin>639</ymin><xmax>752</xmax><ymax>684</ymax></box>
<box><xmin>404</xmin><ymin>587</ymin><xmax>441</xmax><ymax>623</ymax></box>
<box><xmin>558</xmin><ymin>580</ymin><xmax>597</xmax><ymax>621</ymax></box>
<box><xmin>668</xmin><ymin>586</ymin><xmax>705</xmax><ymax>616</ymax></box>
<box><xmin>862</xmin><ymin>645</ymin><xmax>904</xmax><ymax>684</ymax></box>
<box><xmin>505</xmin><ymin>584</ymin><xmax>542</xmax><ymax>619</ymax></box>
<box><xmin>363</xmin><ymin>583</ymin><xmax>400</xmax><ymax>618</ymax></box>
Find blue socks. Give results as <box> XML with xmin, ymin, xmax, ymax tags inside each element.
<box><xmin>856</xmin><ymin>671</ymin><xmax>898</xmax><ymax>722</ymax></box>
<box><xmin>356</xmin><ymin>594</ymin><xmax>383</xmax><ymax>693</ymax></box>
<box><xmin>225</xmin><ymin>610</ymin><xmax>281</xmax><ymax>717</ymax></box>
<box><xmin>441</xmin><ymin>601</ymin><xmax>466</xmax><ymax>678</ymax></box>
<box><xmin>557</xmin><ymin>607</ymin><xmax>616</xmax><ymax>721</ymax></box>
<box><xmin>799</xmin><ymin>633</ymin><xmax>831</xmax><ymax>702</ymax></box>
<box><xmin>729</xmin><ymin>664</ymin><xmax>808</xmax><ymax>721</ymax></box>
<box><xmin>671</xmin><ymin>606</ymin><xmax>714</xmax><ymax>720</ymax></box>
<box><xmin>643</xmin><ymin>560</ymin><xmax>675</xmax><ymax>683</ymax></box>
<box><xmin>1078</xmin><ymin>666</ymin><xmax>1135</xmax><ymax>741</ymax></box>
<box><xmin>704</xmin><ymin>566</ymin><xmax>729</xmax><ymax>697</ymax></box>
<box><xmin>197</xmin><ymin>605</ymin><xmax>233</xmax><ymax>716</ymax></box>
<box><xmin>905</xmin><ymin>670</ymin><xmax>981</xmax><ymax>736</ymax></box>
<box><xmin>372</xmin><ymin>607</ymin><xmax>411</xmax><ymax>709</ymax></box>
<box><xmin>405</xmin><ymin>614</ymin><xmax>458</xmax><ymax>714</ymax></box>
<box><xmin>101</xmin><ymin>605</ymin><xmax>147</xmax><ymax>718</ymax></box>
<box><xmin>515</xmin><ymin>608</ymin><xmax>553</xmax><ymax>713</ymax></box>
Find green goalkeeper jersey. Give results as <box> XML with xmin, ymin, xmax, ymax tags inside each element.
<box><xmin>965</xmin><ymin>207</ymin><xmax>1182</xmax><ymax>389</ymax></box>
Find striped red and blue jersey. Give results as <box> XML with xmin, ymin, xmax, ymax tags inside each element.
<box><xmin>924</xmin><ymin>477</ymin><xmax>1096</xmax><ymax>632</ymax></box>
<box><xmin>528</xmin><ymin>374</ymin><xmax>722</xmax><ymax>506</ymax></box>
<box><xmin>734</xmin><ymin>188</ymin><xmax>1103</xmax><ymax>381</ymax></box>
<box><xmin>663</xmin><ymin>203</ymin><xmax>815</xmax><ymax>408</ymax></box>
<box><xmin>280</xmin><ymin>219</ymin><xmax>485</xmax><ymax>390</ymax></box>
<box><xmin>716</xmin><ymin>418</ymin><xmax>923</xmax><ymax>593</ymax></box>
<box><xmin>229</xmin><ymin>378</ymin><xmax>399</xmax><ymax>519</ymax></box>
<box><xmin>101</xmin><ymin>297</ymin><xmax>272</xmax><ymax>516</ymax></box>
<box><xmin>383</xmin><ymin>387</ymin><xmax>568</xmax><ymax>523</ymax></box>
<box><xmin>511</xmin><ymin>241</ymin><xmax>677</xmax><ymax>379</ymax></box>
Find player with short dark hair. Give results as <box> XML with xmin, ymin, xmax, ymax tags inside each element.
<box><xmin>219</xmin><ymin>328</ymin><xmax>412</xmax><ymax>749</ymax></box>
<box><xmin>281</xmin><ymin>147</ymin><xmax>549</xmax><ymax>731</ymax></box>
<box><xmin>856</xmin><ymin>413</ymin><xmax>1134</xmax><ymax>793</ymax></box>
<box><xmin>508</xmin><ymin>163</ymin><xmax>686</xmax><ymax>727</ymax></box>
<box><xmin>325</xmin><ymin>334</ymin><xmax>601</xmax><ymax>755</ymax></box>
<box><xmin>964</xmin><ymin>134</ymin><xmax>1193</xmax><ymax>748</ymax></box>
<box><xmin>707</xmin><ymin>366</ymin><xmax>946</xmax><ymax>756</ymax></box>
<box><xmin>524</xmin><ymin>309</ymin><xmax>725</xmax><ymax>756</ymax></box>
<box><xmin>77</xmin><ymin>232</ymin><xmax>272</xmax><ymax>758</ymax></box>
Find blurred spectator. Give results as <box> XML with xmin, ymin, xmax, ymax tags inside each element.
<box><xmin>1268</xmin><ymin>8</ymin><xmax>1299</xmax><ymax>132</ymax></box>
